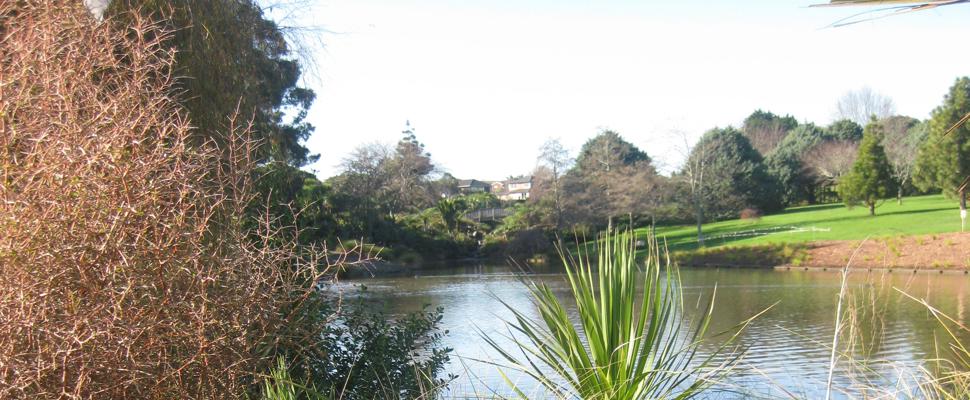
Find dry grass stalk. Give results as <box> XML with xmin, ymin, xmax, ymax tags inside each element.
<box><xmin>0</xmin><ymin>2</ymin><xmax>353</xmax><ymax>398</ymax></box>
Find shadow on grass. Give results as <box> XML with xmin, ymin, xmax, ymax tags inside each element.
<box><xmin>658</xmin><ymin>224</ymin><xmax>803</xmax><ymax>252</ymax></box>
<box><xmin>778</xmin><ymin>202</ymin><xmax>845</xmax><ymax>214</ymax></box>
<box><xmin>786</xmin><ymin>207</ymin><xmax>955</xmax><ymax>227</ymax></box>
<box><xmin>665</xmin><ymin>205</ymin><xmax>957</xmax><ymax>250</ymax></box>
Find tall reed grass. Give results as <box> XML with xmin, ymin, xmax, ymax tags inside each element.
<box><xmin>822</xmin><ymin>255</ymin><xmax>970</xmax><ymax>399</ymax></box>
<box><xmin>897</xmin><ymin>289</ymin><xmax>970</xmax><ymax>399</ymax></box>
<box><xmin>481</xmin><ymin>229</ymin><xmax>760</xmax><ymax>399</ymax></box>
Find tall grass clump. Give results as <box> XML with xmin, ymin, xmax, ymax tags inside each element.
<box><xmin>0</xmin><ymin>2</ymin><xmax>347</xmax><ymax>398</ymax></box>
<box><xmin>482</xmin><ymin>229</ymin><xmax>755</xmax><ymax>399</ymax></box>
<box><xmin>896</xmin><ymin>290</ymin><xmax>970</xmax><ymax>399</ymax></box>
<box><xmin>261</xmin><ymin>357</ymin><xmax>330</xmax><ymax>400</ymax></box>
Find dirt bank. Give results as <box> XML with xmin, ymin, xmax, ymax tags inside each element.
<box><xmin>794</xmin><ymin>232</ymin><xmax>970</xmax><ymax>270</ymax></box>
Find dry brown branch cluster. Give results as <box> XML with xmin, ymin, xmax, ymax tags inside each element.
<box><xmin>0</xmin><ymin>2</ymin><xmax>348</xmax><ymax>398</ymax></box>
<box><xmin>802</xmin><ymin>140</ymin><xmax>860</xmax><ymax>187</ymax></box>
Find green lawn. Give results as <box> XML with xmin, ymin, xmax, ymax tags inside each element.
<box><xmin>642</xmin><ymin>194</ymin><xmax>964</xmax><ymax>252</ymax></box>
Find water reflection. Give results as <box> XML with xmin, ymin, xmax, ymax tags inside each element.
<box><xmin>337</xmin><ymin>266</ymin><xmax>970</xmax><ymax>399</ymax></box>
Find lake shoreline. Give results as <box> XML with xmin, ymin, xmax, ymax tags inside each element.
<box><xmin>790</xmin><ymin>232</ymin><xmax>970</xmax><ymax>270</ymax></box>
<box><xmin>342</xmin><ymin>232</ymin><xmax>970</xmax><ymax>279</ymax></box>
<box><xmin>677</xmin><ymin>232</ymin><xmax>970</xmax><ymax>271</ymax></box>
<box><xmin>337</xmin><ymin>257</ymin><xmax>511</xmax><ymax>279</ymax></box>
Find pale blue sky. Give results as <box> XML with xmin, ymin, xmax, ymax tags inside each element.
<box><xmin>280</xmin><ymin>1</ymin><xmax>970</xmax><ymax>180</ymax></box>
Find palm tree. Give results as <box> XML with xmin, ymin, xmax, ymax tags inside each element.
<box><xmin>435</xmin><ymin>198</ymin><xmax>466</xmax><ymax>235</ymax></box>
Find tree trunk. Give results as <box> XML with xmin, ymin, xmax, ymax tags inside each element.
<box><xmin>897</xmin><ymin>186</ymin><xmax>903</xmax><ymax>205</ymax></box>
<box><xmin>961</xmin><ymin>189</ymin><xmax>967</xmax><ymax>232</ymax></box>
<box><xmin>869</xmin><ymin>202</ymin><xmax>875</xmax><ymax>216</ymax></box>
<box><xmin>694</xmin><ymin>194</ymin><xmax>705</xmax><ymax>247</ymax></box>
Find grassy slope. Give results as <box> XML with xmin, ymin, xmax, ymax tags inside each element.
<box><xmin>642</xmin><ymin>194</ymin><xmax>964</xmax><ymax>252</ymax></box>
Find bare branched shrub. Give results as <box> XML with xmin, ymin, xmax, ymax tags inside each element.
<box><xmin>801</xmin><ymin>139</ymin><xmax>860</xmax><ymax>187</ymax></box>
<box><xmin>739</xmin><ymin>207</ymin><xmax>762</xmax><ymax>221</ymax></box>
<box><xmin>0</xmin><ymin>2</ymin><xmax>347</xmax><ymax>398</ymax></box>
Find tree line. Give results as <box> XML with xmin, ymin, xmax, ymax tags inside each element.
<box><xmin>258</xmin><ymin>80</ymin><xmax>970</xmax><ymax>257</ymax></box>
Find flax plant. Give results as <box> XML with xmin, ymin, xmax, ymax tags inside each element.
<box><xmin>482</xmin><ymin>229</ymin><xmax>757</xmax><ymax>399</ymax></box>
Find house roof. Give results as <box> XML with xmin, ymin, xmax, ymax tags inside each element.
<box><xmin>457</xmin><ymin>179</ymin><xmax>490</xmax><ymax>188</ymax></box>
<box><xmin>508</xmin><ymin>176</ymin><xmax>532</xmax><ymax>184</ymax></box>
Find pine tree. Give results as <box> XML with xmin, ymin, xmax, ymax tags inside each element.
<box><xmin>839</xmin><ymin>119</ymin><xmax>896</xmax><ymax>215</ymax></box>
<box><xmin>914</xmin><ymin>77</ymin><xmax>970</xmax><ymax>230</ymax></box>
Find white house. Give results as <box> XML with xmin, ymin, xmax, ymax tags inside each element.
<box><xmin>499</xmin><ymin>176</ymin><xmax>532</xmax><ymax>201</ymax></box>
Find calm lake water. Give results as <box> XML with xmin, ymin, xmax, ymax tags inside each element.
<box><xmin>338</xmin><ymin>265</ymin><xmax>970</xmax><ymax>399</ymax></box>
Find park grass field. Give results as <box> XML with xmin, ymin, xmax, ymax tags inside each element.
<box><xmin>642</xmin><ymin>194</ymin><xmax>965</xmax><ymax>252</ymax></box>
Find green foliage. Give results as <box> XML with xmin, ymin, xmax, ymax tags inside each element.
<box><xmin>107</xmin><ymin>0</ymin><xmax>317</xmax><ymax>166</ymax></box>
<box><xmin>430</xmin><ymin>173</ymin><xmax>460</xmax><ymax>198</ymax></box>
<box><xmin>826</xmin><ymin>119</ymin><xmax>864</xmax><ymax>141</ymax></box>
<box><xmin>307</xmin><ymin>287</ymin><xmax>453</xmax><ymax>400</ymax></box>
<box><xmin>914</xmin><ymin>77</ymin><xmax>970</xmax><ymax>197</ymax></box>
<box><xmin>250</xmin><ymin>163</ymin><xmax>341</xmax><ymax>245</ymax></box>
<box><xmin>389</xmin><ymin>209</ymin><xmax>477</xmax><ymax>260</ymax></box>
<box><xmin>461</xmin><ymin>192</ymin><xmax>500</xmax><ymax>210</ymax></box>
<box><xmin>573</xmin><ymin>130</ymin><xmax>650</xmax><ymax>174</ymax></box>
<box><xmin>326</xmin><ymin>124</ymin><xmax>445</xmax><ymax>251</ymax></box>
<box><xmin>839</xmin><ymin>120</ymin><xmax>896</xmax><ymax>215</ymax></box>
<box><xmin>765</xmin><ymin>123</ymin><xmax>828</xmax><ymax>205</ymax></box>
<box><xmin>674</xmin><ymin>243</ymin><xmax>809</xmax><ymax>267</ymax></box>
<box><xmin>494</xmin><ymin>203</ymin><xmax>538</xmax><ymax>235</ymax></box>
<box><xmin>482</xmin><ymin>229</ymin><xmax>751</xmax><ymax>399</ymax></box>
<box><xmin>743</xmin><ymin>110</ymin><xmax>798</xmax><ymax>135</ymax></box>
<box><xmin>741</xmin><ymin>109</ymin><xmax>798</xmax><ymax>155</ymax></box>
<box><xmin>385</xmin><ymin>123</ymin><xmax>435</xmax><ymax>213</ymax></box>
<box><xmin>882</xmin><ymin>116</ymin><xmax>928</xmax><ymax>200</ymax></box>
<box><xmin>762</xmin><ymin>121</ymin><xmax>866</xmax><ymax>206</ymax></box>
<box><xmin>261</xmin><ymin>358</ymin><xmax>330</xmax><ymax>400</ymax></box>
<box><xmin>566</xmin><ymin>130</ymin><xmax>662</xmax><ymax>227</ymax></box>
<box><xmin>435</xmin><ymin>197</ymin><xmax>467</xmax><ymax>234</ymax></box>
<box><xmin>687</xmin><ymin>127</ymin><xmax>782</xmax><ymax>220</ymax></box>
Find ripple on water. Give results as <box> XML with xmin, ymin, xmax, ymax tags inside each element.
<box><xmin>341</xmin><ymin>267</ymin><xmax>970</xmax><ymax>399</ymax></box>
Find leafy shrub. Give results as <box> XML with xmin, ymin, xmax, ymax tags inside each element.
<box><xmin>310</xmin><ymin>286</ymin><xmax>453</xmax><ymax>399</ymax></box>
<box><xmin>505</xmin><ymin>228</ymin><xmax>554</xmax><ymax>259</ymax></box>
<box><xmin>397</xmin><ymin>249</ymin><xmax>424</xmax><ymax>265</ymax></box>
<box><xmin>676</xmin><ymin>243</ymin><xmax>809</xmax><ymax>267</ymax></box>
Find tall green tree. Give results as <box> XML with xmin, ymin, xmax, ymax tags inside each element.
<box><xmin>881</xmin><ymin>116</ymin><xmax>926</xmax><ymax>204</ymax></box>
<box><xmin>683</xmin><ymin>127</ymin><xmax>781</xmax><ymax>223</ymax></box>
<box><xmin>765</xmin><ymin>124</ymin><xmax>828</xmax><ymax>205</ymax></box>
<box><xmin>573</xmin><ymin>130</ymin><xmax>650</xmax><ymax>174</ymax></box>
<box><xmin>741</xmin><ymin>109</ymin><xmax>798</xmax><ymax>156</ymax></box>
<box><xmin>108</xmin><ymin>0</ymin><xmax>317</xmax><ymax>166</ymax></box>
<box><xmin>914</xmin><ymin>77</ymin><xmax>970</xmax><ymax>228</ymax></box>
<box><xmin>435</xmin><ymin>197</ymin><xmax>466</xmax><ymax>235</ymax></box>
<box><xmin>839</xmin><ymin>120</ymin><xmax>896</xmax><ymax>216</ymax></box>
<box><xmin>826</xmin><ymin>119</ymin><xmax>864</xmax><ymax>142</ymax></box>
<box><xmin>386</xmin><ymin>121</ymin><xmax>435</xmax><ymax>214</ymax></box>
<box><xmin>566</xmin><ymin>130</ymin><xmax>658</xmax><ymax>227</ymax></box>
